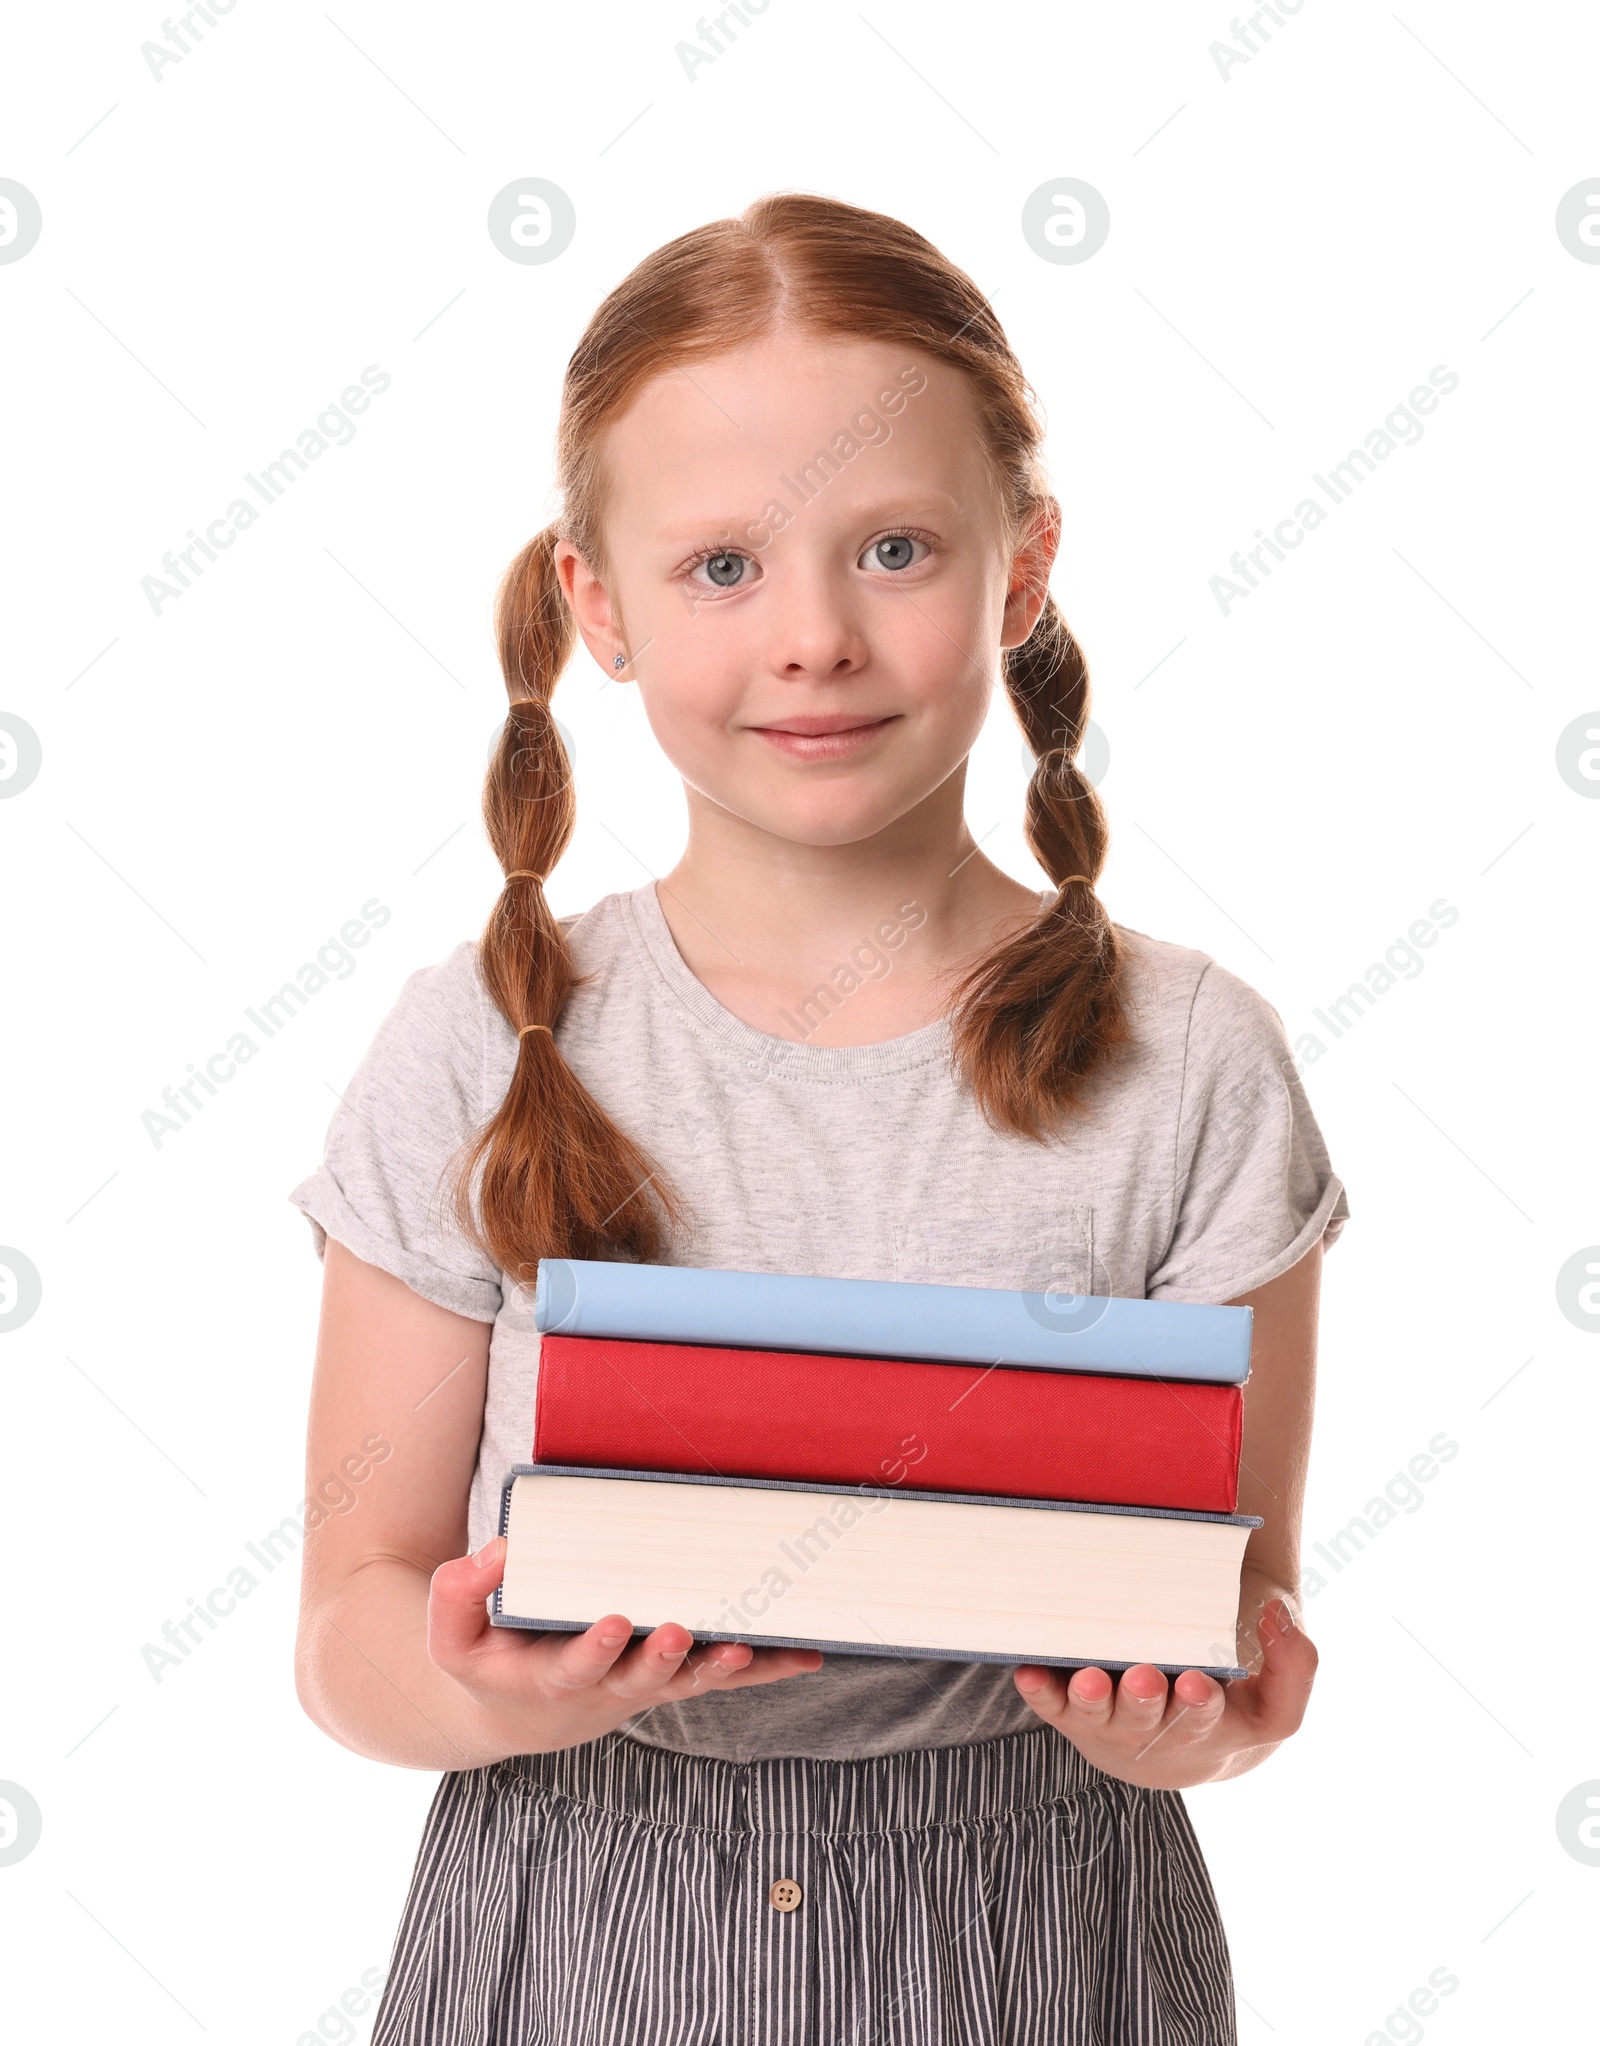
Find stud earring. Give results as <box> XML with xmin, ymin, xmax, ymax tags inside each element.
<box><xmin>612</xmin><ymin>653</ymin><xmax>626</xmax><ymax>671</ymax></box>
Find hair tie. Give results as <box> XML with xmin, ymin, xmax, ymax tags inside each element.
<box><xmin>504</xmin><ymin>870</ymin><xmax>544</xmax><ymax>884</ymax></box>
<box><xmin>1058</xmin><ymin>875</ymin><xmax>1093</xmax><ymax>888</ymax></box>
<box><xmin>518</xmin><ymin>1022</ymin><xmax>553</xmax><ymax>1039</ymax></box>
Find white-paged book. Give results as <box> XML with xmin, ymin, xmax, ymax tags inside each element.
<box><xmin>492</xmin><ymin>1465</ymin><xmax>1262</xmax><ymax>1679</ymax></box>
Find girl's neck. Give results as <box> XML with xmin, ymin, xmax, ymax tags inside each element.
<box><xmin>654</xmin><ymin>776</ymin><xmax>1044</xmax><ymax>1047</ymax></box>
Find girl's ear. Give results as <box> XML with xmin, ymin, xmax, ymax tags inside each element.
<box><xmin>1000</xmin><ymin>498</ymin><xmax>1063</xmax><ymax>651</ymax></box>
<box><xmin>552</xmin><ymin>538</ymin><xmax>629</xmax><ymax>678</ymax></box>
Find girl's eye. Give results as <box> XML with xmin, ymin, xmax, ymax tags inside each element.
<box><xmin>691</xmin><ymin>550</ymin><xmax>756</xmax><ymax>589</ymax></box>
<box><xmin>860</xmin><ymin>534</ymin><xmax>928</xmax><ymax>573</ymax></box>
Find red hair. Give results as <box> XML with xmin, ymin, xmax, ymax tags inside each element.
<box><xmin>447</xmin><ymin>193</ymin><xmax>1126</xmax><ymax>1279</ymax></box>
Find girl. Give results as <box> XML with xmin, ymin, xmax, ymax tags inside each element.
<box><xmin>291</xmin><ymin>192</ymin><xmax>1345</xmax><ymax>2045</ymax></box>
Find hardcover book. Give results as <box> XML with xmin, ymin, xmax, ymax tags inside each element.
<box><xmin>492</xmin><ymin>1464</ymin><xmax>1259</xmax><ymax>1679</ymax></box>
<box><xmin>534</xmin><ymin>1258</ymin><xmax>1253</xmax><ymax>1384</ymax></box>
<box><xmin>533</xmin><ymin>1333</ymin><xmax>1245</xmax><ymax>1513</ymax></box>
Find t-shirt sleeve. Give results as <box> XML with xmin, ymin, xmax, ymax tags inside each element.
<box><xmin>286</xmin><ymin>939</ymin><xmax>504</xmax><ymax>1322</ymax></box>
<box><xmin>1145</xmin><ymin>959</ymin><xmax>1349</xmax><ymax>1303</ymax></box>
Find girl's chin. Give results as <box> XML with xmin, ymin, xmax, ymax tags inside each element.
<box><xmin>735</xmin><ymin>802</ymin><xmax>936</xmax><ymax>849</ymax></box>
<box><xmin>676</xmin><ymin>764</ymin><xmax>953</xmax><ymax>846</ymax></box>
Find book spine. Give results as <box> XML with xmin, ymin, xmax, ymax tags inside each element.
<box><xmin>533</xmin><ymin>1336</ymin><xmax>1242</xmax><ymax>1514</ymax></box>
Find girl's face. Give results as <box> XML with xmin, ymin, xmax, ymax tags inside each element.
<box><xmin>558</xmin><ymin>331</ymin><xmax>1053</xmax><ymax>850</ymax></box>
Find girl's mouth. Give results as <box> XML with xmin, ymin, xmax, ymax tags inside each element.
<box><xmin>749</xmin><ymin>714</ymin><xmax>899</xmax><ymax>761</ymax></box>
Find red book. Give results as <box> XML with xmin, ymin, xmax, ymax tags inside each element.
<box><xmin>533</xmin><ymin>1334</ymin><xmax>1242</xmax><ymax>1514</ymax></box>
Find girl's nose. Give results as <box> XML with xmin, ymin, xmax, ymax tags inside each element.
<box><xmin>763</xmin><ymin>567</ymin><xmax>868</xmax><ymax>682</ymax></box>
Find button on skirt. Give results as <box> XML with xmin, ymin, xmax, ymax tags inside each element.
<box><xmin>370</xmin><ymin>1724</ymin><xmax>1236</xmax><ymax>2045</ymax></box>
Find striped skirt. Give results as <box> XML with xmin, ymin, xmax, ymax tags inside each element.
<box><xmin>370</xmin><ymin>1725</ymin><xmax>1236</xmax><ymax>2045</ymax></box>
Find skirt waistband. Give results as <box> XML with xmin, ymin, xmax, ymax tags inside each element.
<box><xmin>492</xmin><ymin>1724</ymin><xmax>1119</xmax><ymax>1837</ymax></box>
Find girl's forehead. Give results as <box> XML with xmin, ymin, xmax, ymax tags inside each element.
<box><xmin>615</xmin><ymin>332</ymin><xmax>937</xmax><ymax>421</ymax></box>
<box><xmin>600</xmin><ymin>337</ymin><xmax>989</xmax><ymax>525</ymax></box>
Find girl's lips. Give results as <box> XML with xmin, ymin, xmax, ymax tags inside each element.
<box><xmin>749</xmin><ymin>715</ymin><xmax>898</xmax><ymax>761</ymax></box>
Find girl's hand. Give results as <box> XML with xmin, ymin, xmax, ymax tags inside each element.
<box><xmin>428</xmin><ymin>1536</ymin><xmax>824</xmax><ymax>1758</ymax></box>
<box><xmin>1012</xmin><ymin>1597</ymin><xmax>1318</xmax><ymax>1790</ymax></box>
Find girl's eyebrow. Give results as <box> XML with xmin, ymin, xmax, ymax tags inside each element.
<box><xmin>655</xmin><ymin>495</ymin><xmax>962</xmax><ymax>542</ymax></box>
<box><xmin>655</xmin><ymin>518</ymin><xmax>763</xmax><ymax>541</ymax></box>
<box><xmin>838</xmin><ymin>494</ymin><xmax>963</xmax><ymax>524</ymax></box>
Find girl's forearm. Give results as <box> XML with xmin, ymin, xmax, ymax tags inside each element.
<box><xmin>296</xmin><ymin>1557</ymin><xmax>515</xmax><ymax>1772</ymax></box>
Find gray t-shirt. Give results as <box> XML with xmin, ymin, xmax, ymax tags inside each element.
<box><xmin>289</xmin><ymin>881</ymin><xmax>1348</xmax><ymax>1762</ymax></box>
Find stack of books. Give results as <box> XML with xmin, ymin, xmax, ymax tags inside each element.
<box><xmin>491</xmin><ymin>1260</ymin><xmax>1260</xmax><ymax>1679</ymax></box>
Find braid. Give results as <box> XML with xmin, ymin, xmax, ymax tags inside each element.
<box><xmin>948</xmin><ymin>591</ymin><xmax>1129</xmax><ymax>1136</ymax></box>
<box><xmin>443</xmin><ymin>525</ymin><xmax>682</xmax><ymax>1276</ymax></box>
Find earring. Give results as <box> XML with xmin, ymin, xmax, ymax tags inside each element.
<box><xmin>612</xmin><ymin>653</ymin><xmax>625</xmax><ymax>671</ymax></box>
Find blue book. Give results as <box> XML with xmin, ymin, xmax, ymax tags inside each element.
<box><xmin>535</xmin><ymin>1258</ymin><xmax>1252</xmax><ymax>1385</ymax></box>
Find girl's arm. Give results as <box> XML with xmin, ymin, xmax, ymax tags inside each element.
<box><xmin>294</xmin><ymin>1239</ymin><xmax>820</xmax><ymax>1770</ymax></box>
<box><xmin>1013</xmin><ymin>1240</ymin><xmax>1323</xmax><ymax>1789</ymax></box>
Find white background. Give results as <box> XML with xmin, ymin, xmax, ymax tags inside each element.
<box><xmin>3</xmin><ymin>2</ymin><xmax>1597</xmax><ymax>2039</ymax></box>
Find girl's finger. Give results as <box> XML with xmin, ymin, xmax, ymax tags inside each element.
<box><xmin>1013</xmin><ymin>1666</ymin><xmax>1070</xmax><ymax>1720</ymax></box>
<box><xmin>542</xmin><ymin>1614</ymin><xmax>657</xmax><ymax>1693</ymax></box>
<box><xmin>1238</xmin><ymin>1600</ymin><xmax>1319</xmax><ymax>1737</ymax></box>
<box><xmin>593</xmin><ymin>1621</ymin><xmax>698</xmax><ymax>1699</ymax></box>
<box><xmin>1172</xmin><ymin>1668</ymin><xmax>1225</xmax><ymax>1713</ymax></box>
<box><xmin>675</xmin><ymin>1644</ymin><xmax>825</xmax><ymax>1694</ymax></box>
<box><xmin>1109</xmin><ymin>1666</ymin><xmax>1168</xmax><ymax>1735</ymax></box>
<box><xmin>681</xmin><ymin>1640</ymin><xmax>756</xmax><ymax>1684</ymax></box>
<box><xmin>426</xmin><ymin>1539</ymin><xmax>507</xmax><ymax>1666</ymax></box>
<box><xmin>1063</xmin><ymin>1666</ymin><xmax>1114</xmax><ymax>1728</ymax></box>
<box><xmin>1162</xmin><ymin>1670</ymin><xmax>1228</xmax><ymax>1743</ymax></box>
<box><xmin>1014</xmin><ymin>1665</ymin><xmax>1113</xmax><ymax>1741</ymax></box>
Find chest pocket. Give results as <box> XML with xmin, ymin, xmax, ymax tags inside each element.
<box><xmin>889</xmin><ymin>1203</ymin><xmax>1104</xmax><ymax>1298</ymax></box>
